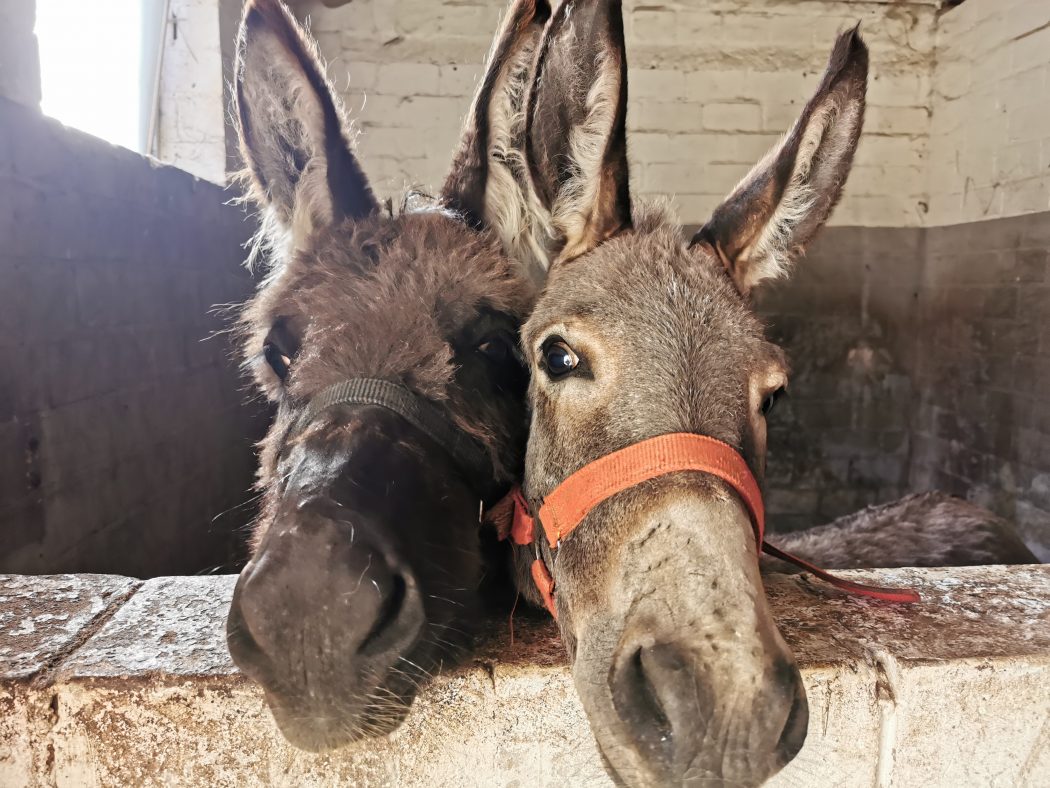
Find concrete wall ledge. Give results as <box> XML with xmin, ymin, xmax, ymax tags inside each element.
<box><xmin>1</xmin><ymin>566</ymin><xmax>1048</xmax><ymax>786</ymax></box>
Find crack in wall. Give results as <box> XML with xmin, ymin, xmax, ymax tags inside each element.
<box><xmin>870</xmin><ymin>648</ymin><xmax>902</xmax><ymax>788</ymax></box>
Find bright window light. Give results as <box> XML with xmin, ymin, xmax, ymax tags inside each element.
<box><xmin>36</xmin><ymin>0</ymin><xmax>145</xmax><ymax>152</ymax></box>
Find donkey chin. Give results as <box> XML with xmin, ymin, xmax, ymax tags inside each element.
<box><xmin>561</xmin><ymin>483</ymin><xmax>808</xmax><ymax>787</ymax></box>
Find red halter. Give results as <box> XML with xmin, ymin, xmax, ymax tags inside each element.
<box><xmin>505</xmin><ymin>433</ymin><xmax>920</xmax><ymax>618</ymax></box>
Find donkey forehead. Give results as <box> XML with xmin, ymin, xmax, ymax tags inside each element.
<box><xmin>278</xmin><ymin>212</ymin><xmax>528</xmax><ymax>331</ymax></box>
<box><xmin>527</xmin><ymin>228</ymin><xmax>772</xmax><ymax>367</ymax></box>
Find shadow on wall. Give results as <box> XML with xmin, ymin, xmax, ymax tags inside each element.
<box><xmin>755</xmin><ymin>215</ymin><xmax>1050</xmax><ymax>561</ymax></box>
<box><xmin>1</xmin><ymin>98</ymin><xmax>268</xmax><ymax>578</ymax></box>
<box><xmin>756</xmin><ymin>226</ymin><xmax>923</xmax><ymax>530</ymax></box>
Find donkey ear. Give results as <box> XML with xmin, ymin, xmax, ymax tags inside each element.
<box><xmin>235</xmin><ymin>0</ymin><xmax>377</xmax><ymax>246</ymax></box>
<box><xmin>691</xmin><ymin>27</ymin><xmax>867</xmax><ymax>296</ymax></box>
<box><xmin>442</xmin><ymin>0</ymin><xmax>551</xmax><ymax>275</ymax></box>
<box><xmin>525</xmin><ymin>0</ymin><xmax>632</xmax><ymax>265</ymax></box>
<box><xmin>443</xmin><ymin>0</ymin><xmax>550</xmax><ymax>223</ymax></box>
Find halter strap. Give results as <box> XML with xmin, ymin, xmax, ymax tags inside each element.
<box><xmin>506</xmin><ymin>432</ymin><xmax>919</xmax><ymax>618</ymax></box>
<box><xmin>296</xmin><ymin>378</ymin><xmax>500</xmax><ymax>502</ymax></box>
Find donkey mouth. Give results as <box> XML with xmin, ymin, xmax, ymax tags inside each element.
<box><xmin>264</xmin><ymin>684</ymin><xmax>415</xmax><ymax>752</ymax></box>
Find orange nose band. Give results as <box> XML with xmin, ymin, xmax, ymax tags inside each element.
<box><xmin>505</xmin><ymin>432</ymin><xmax>919</xmax><ymax>618</ymax></box>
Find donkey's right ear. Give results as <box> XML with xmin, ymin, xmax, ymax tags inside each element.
<box><xmin>525</xmin><ymin>0</ymin><xmax>632</xmax><ymax>265</ymax></box>
<box><xmin>235</xmin><ymin>0</ymin><xmax>377</xmax><ymax>245</ymax></box>
<box><xmin>690</xmin><ymin>27</ymin><xmax>867</xmax><ymax>296</ymax></box>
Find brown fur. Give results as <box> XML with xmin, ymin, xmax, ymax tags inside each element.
<box><xmin>507</xmin><ymin>9</ymin><xmax>1036</xmax><ymax>785</ymax></box>
<box><xmin>225</xmin><ymin>0</ymin><xmax>543</xmax><ymax>752</ymax></box>
<box><xmin>242</xmin><ymin>209</ymin><xmax>532</xmax><ymax>550</ymax></box>
<box><xmin>764</xmin><ymin>491</ymin><xmax>1037</xmax><ymax>573</ymax></box>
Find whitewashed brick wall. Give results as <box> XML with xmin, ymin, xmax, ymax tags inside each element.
<box><xmin>151</xmin><ymin>0</ymin><xmax>1050</xmax><ymax>228</ymax></box>
<box><xmin>157</xmin><ymin>0</ymin><xmax>228</xmax><ymax>182</ymax></box>
<box><xmin>308</xmin><ymin>0</ymin><xmax>939</xmax><ymax>227</ymax></box>
<box><xmin>926</xmin><ymin>0</ymin><xmax>1050</xmax><ymax>225</ymax></box>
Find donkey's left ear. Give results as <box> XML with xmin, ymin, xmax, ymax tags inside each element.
<box><xmin>442</xmin><ymin>0</ymin><xmax>551</xmax><ymax>277</ymax></box>
<box><xmin>691</xmin><ymin>26</ymin><xmax>867</xmax><ymax>296</ymax></box>
<box><xmin>235</xmin><ymin>0</ymin><xmax>377</xmax><ymax>248</ymax></box>
<box><xmin>525</xmin><ymin>0</ymin><xmax>632</xmax><ymax>265</ymax></box>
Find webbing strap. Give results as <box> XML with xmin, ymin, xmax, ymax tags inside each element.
<box><xmin>298</xmin><ymin>378</ymin><xmax>498</xmax><ymax>501</ymax></box>
<box><xmin>504</xmin><ymin>432</ymin><xmax>919</xmax><ymax>618</ymax></box>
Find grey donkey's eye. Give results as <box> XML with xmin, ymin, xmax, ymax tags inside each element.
<box><xmin>761</xmin><ymin>387</ymin><xmax>786</xmax><ymax>416</ymax></box>
<box><xmin>541</xmin><ymin>338</ymin><xmax>580</xmax><ymax>380</ymax></box>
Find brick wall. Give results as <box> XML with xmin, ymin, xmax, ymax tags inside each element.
<box><xmin>156</xmin><ymin>1</ymin><xmax>1050</xmax><ymax>227</ymax></box>
<box><xmin>909</xmin><ymin>212</ymin><xmax>1050</xmax><ymax>560</ymax></box>
<box><xmin>306</xmin><ymin>0</ymin><xmax>938</xmax><ymax>227</ymax></box>
<box><xmin>758</xmin><ymin>212</ymin><xmax>1050</xmax><ymax>560</ymax></box>
<box><xmin>926</xmin><ymin>0</ymin><xmax>1050</xmax><ymax>225</ymax></box>
<box><xmin>757</xmin><ymin>227</ymin><xmax>923</xmax><ymax>531</ymax></box>
<box><xmin>0</xmin><ymin>97</ymin><xmax>266</xmax><ymax>577</ymax></box>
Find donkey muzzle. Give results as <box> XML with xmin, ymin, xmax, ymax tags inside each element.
<box><xmin>227</xmin><ymin>499</ymin><xmax>426</xmax><ymax>750</ymax></box>
<box><xmin>566</xmin><ymin>488</ymin><xmax>808</xmax><ymax>787</ymax></box>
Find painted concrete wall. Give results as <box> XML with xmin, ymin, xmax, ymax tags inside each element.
<box><xmin>0</xmin><ymin>98</ymin><xmax>266</xmax><ymax>577</ymax></box>
<box><xmin>0</xmin><ymin>0</ymin><xmax>40</xmax><ymax>108</ymax></box>
<box><xmin>156</xmin><ymin>0</ymin><xmax>229</xmax><ymax>181</ymax></box>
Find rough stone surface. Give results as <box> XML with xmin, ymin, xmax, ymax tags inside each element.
<box><xmin>1</xmin><ymin>567</ymin><xmax>1047</xmax><ymax>786</ymax></box>
<box><xmin>0</xmin><ymin>574</ymin><xmax>139</xmax><ymax>787</ymax></box>
<box><xmin>0</xmin><ymin>574</ymin><xmax>139</xmax><ymax>682</ymax></box>
<box><xmin>55</xmin><ymin>576</ymin><xmax>238</xmax><ymax>680</ymax></box>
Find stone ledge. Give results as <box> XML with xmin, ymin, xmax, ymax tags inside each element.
<box><xmin>1</xmin><ymin>566</ymin><xmax>1048</xmax><ymax>787</ymax></box>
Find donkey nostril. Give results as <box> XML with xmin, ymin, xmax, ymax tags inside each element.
<box><xmin>357</xmin><ymin>572</ymin><xmax>408</xmax><ymax>657</ymax></box>
<box><xmin>227</xmin><ymin>586</ymin><xmax>278</xmax><ymax>684</ymax></box>
<box><xmin>776</xmin><ymin>680</ymin><xmax>809</xmax><ymax>765</ymax></box>
<box><xmin>612</xmin><ymin>647</ymin><xmax>674</xmax><ymax>761</ymax></box>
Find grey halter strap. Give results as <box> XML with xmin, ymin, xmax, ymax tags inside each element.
<box><xmin>295</xmin><ymin>378</ymin><xmax>499</xmax><ymax>500</ymax></box>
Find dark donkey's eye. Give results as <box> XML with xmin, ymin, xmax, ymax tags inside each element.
<box><xmin>263</xmin><ymin>342</ymin><xmax>291</xmax><ymax>380</ymax></box>
<box><xmin>541</xmin><ymin>338</ymin><xmax>580</xmax><ymax>379</ymax></box>
<box><xmin>477</xmin><ymin>331</ymin><xmax>520</xmax><ymax>365</ymax></box>
<box><xmin>761</xmin><ymin>387</ymin><xmax>786</xmax><ymax>416</ymax></box>
<box><xmin>262</xmin><ymin>318</ymin><xmax>299</xmax><ymax>382</ymax></box>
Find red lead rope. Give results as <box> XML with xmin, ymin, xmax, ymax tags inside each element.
<box><xmin>504</xmin><ymin>433</ymin><xmax>919</xmax><ymax>619</ymax></box>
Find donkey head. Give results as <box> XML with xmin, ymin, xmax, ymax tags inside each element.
<box><xmin>515</xmin><ymin>3</ymin><xmax>867</xmax><ymax>784</ymax></box>
<box><xmin>225</xmin><ymin>0</ymin><xmax>547</xmax><ymax>750</ymax></box>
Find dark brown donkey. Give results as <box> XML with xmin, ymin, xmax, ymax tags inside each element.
<box><xmin>502</xmin><ymin>4</ymin><xmax>905</xmax><ymax>785</ymax></box>
<box><xmin>224</xmin><ymin>0</ymin><xmax>551</xmax><ymax>750</ymax></box>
